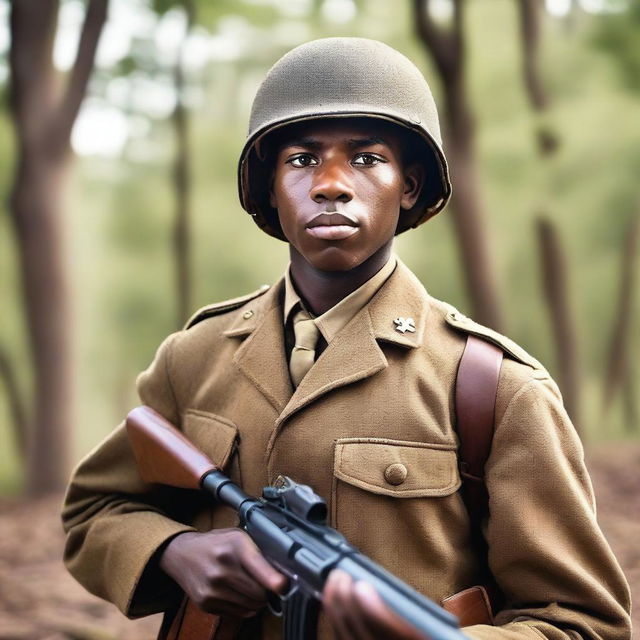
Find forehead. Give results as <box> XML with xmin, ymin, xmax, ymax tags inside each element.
<box><xmin>270</xmin><ymin>117</ymin><xmax>406</xmax><ymax>150</ymax></box>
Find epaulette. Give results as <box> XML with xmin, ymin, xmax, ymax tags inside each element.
<box><xmin>184</xmin><ymin>285</ymin><xmax>271</xmax><ymax>330</ymax></box>
<box><xmin>444</xmin><ymin>306</ymin><xmax>549</xmax><ymax>378</ymax></box>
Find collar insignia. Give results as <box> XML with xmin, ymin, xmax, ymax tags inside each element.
<box><xmin>393</xmin><ymin>317</ymin><xmax>416</xmax><ymax>334</ymax></box>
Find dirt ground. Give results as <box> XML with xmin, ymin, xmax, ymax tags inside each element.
<box><xmin>1</xmin><ymin>444</ymin><xmax>638</xmax><ymax>640</ymax></box>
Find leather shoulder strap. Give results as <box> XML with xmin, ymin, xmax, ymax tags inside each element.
<box><xmin>454</xmin><ymin>334</ymin><xmax>504</xmax><ymax>613</ymax></box>
<box><xmin>455</xmin><ymin>335</ymin><xmax>504</xmax><ymax>485</ymax></box>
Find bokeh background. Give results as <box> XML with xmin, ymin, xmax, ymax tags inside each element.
<box><xmin>0</xmin><ymin>0</ymin><xmax>638</xmax><ymax>637</ymax></box>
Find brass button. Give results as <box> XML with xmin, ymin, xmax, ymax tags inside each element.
<box><xmin>242</xmin><ymin>310</ymin><xmax>254</xmax><ymax>319</ymax></box>
<box><xmin>384</xmin><ymin>463</ymin><xmax>407</xmax><ymax>486</ymax></box>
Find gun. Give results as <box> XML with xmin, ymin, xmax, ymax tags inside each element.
<box><xmin>126</xmin><ymin>405</ymin><xmax>470</xmax><ymax>640</ymax></box>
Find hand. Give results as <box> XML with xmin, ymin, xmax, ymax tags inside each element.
<box><xmin>323</xmin><ymin>570</ymin><xmax>431</xmax><ymax>640</ymax></box>
<box><xmin>159</xmin><ymin>528</ymin><xmax>288</xmax><ymax>618</ymax></box>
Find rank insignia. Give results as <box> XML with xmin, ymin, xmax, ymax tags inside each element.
<box><xmin>393</xmin><ymin>317</ymin><xmax>416</xmax><ymax>334</ymax></box>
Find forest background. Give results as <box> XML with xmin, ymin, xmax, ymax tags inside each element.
<box><xmin>3</xmin><ymin>0</ymin><xmax>639</xmax><ymax>494</ymax></box>
<box><xmin>0</xmin><ymin>0</ymin><xmax>639</xmax><ymax>637</ymax></box>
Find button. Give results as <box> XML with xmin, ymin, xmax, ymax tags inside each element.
<box><xmin>242</xmin><ymin>310</ymin><xmax>254</xmax><ymax>319</ymax></box>
<box><xmin>384</xmin><ymin>463</ymin><xmax>407</xmax><ymax>486</ymax></box>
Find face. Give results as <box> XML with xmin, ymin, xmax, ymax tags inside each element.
<box><xmin>269</xmin><ymin>119</ymin><xmax>423</xmax><ymax>272</ymax></box>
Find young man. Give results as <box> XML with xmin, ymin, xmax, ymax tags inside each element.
<box><xmin>62</xmin><ymin>38</ymin><xmax>631</xmax><ymax>639</ymax></box>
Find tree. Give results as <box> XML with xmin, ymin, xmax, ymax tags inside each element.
<box><xmin>8</xmin><ymin>0</ymin><xmax>108</xmax><ymax>495</ymax></box>
<box><xmin>171</xmin><ymin>0</ymin><xmax>195</xmax><ymax>327</ymax></box>
<box><xmin>516</xmin><ymin>0</ymin><xmax>580</xmax><ymax>431</ymax></box>
<box><xmin>413</xmin><ymin>0</ymin><xmax>504</xmax><ymax>331</ymax></box>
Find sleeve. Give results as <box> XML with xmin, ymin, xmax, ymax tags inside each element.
<box><xmin>61</xmin><ymin>333</ymin><xmax>197</xmax><ymax>618</ymax></box>
<box><xmin>463</xmin><ymin>375</ymin><xmax>631</xmax><ymax>640</ymax></box>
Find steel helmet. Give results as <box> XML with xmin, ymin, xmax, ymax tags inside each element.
<box><xmin>238</xmin><ymin>37</ymin><xmax>451</xmax><ymax>240</ymax></box>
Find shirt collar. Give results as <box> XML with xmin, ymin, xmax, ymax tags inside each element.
<box><xmin>283</xmin><ymin>255</ymin><xmax>397</xmax><ymax>343</ymax></box>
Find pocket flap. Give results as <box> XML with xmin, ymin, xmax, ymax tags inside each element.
<box><xmin>334</xmin><ymin>438</ymin><xmax>460</xmax><ymax>498</ymax></box>
<box><xmin>183</xmin><ymin>409</ymin><xmax>238</xmax><ymax>470</ymax></box>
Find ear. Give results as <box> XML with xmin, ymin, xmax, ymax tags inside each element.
<box><xmin>400</xmin><ymin>164</ymin><xmax>425</xmax><ymax>211</ymax></box>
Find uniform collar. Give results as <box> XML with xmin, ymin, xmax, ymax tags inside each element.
<box><xmin>283</xmin><ymin>255</ymin><xmax>397</xmax><ymax>343</ymax></box>
<box><xmin>224</xmin><ymin>258</ymin><xmax>430</xmax><ymax>421</ymax></box>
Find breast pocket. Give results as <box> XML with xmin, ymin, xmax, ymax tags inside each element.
<box><xmin>182</xmin><ymin>409</ymin><xmax>241</xmax><ymax>531</ymax></box>
<box><xmin>332</xmin><ymin>438</ymin><xmax>469</xmax><ymax>598</ymax></box>
<box><xmin>182</xmin><ymin>409</ymin><xmax>239</xmax><ymax>472</ymax></box>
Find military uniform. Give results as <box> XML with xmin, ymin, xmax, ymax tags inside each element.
<box><xmin>62</xmin><ymin>37</ymin><xmax>631</xmax><ymax>639</ymax></box>
<box><xmin>62</xmin><ymin>259</ymin><xmax>631</xmax><ymax>639</ymax></box>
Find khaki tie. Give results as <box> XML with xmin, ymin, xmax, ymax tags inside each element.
<box><xmin>289</xmin><ymin>309</ymin><xmax>320</xmax><ymax>387</ymax></box>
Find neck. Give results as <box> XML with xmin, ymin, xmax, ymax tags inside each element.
<box><xmin>289</xmin><ymin>243</ymin><xmax>393</xmax><ymax>316</ymax></box>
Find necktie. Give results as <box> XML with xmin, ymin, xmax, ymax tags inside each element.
<box><xmin>289</xmin><ymin>309</ymin><xmax>320</xmax><ymax>387</ymax></box>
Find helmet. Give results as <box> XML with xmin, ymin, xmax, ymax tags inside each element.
<box><xmin>237</xmin><ymin>37</ymin><xmax>451</xmax><ymax>240</ymax></box>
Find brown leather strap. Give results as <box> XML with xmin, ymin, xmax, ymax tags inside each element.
<box><xmin>454</xmin><ymin>334</ymin><xmax>504</xmax><ymax>616</ymax></box>
<box><xmin>442</xmin><ymin>585</ymin><xmax>494</xmax><ymax>626</ymax></box>
<box><xmin>159</xmin><ymin>596</ymin><xmax>243</xmax><ymax>640</ymax></box>
<box><xmin>455</xmin><ymin>335</ymin><xmax>503</xmax><ymax>485</ymax></box>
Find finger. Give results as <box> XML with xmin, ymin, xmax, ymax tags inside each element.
<box><xmin>224</xmin><ymin>566</ymin><xmax>271</xmax><ymax>604</ymax></box>
<box><xmin>324</xmin><ymin>570</ymin><xmax>374</xmax><ymax>640</ymax></box>
<box><xmin>323</xmin><ymin>570</ymin><xmax>353</xmax><ymax>640</ymax></box>
<box><xmin>213</xmin><ymin>582</ymin><xmax>266</xmax><ymax>612</ymax></box>
<box><xmin>353</xmin><ymin>581</ymin><xmax>431</xmax><ymax>640</ymax></box>
<box><xmin>240</xmin><ymin>544</ymin><xmax>288</xmax><ymax>594</ymax></box>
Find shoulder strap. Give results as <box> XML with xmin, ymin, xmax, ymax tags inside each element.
<box><xmin>455</xmin><ymin>335</ymin><xmax>503</xmax><ymax>486</ymax></box>
<box><xmin>184</xmin><ymin>285</ymin><xmax>270</xmax><ymax>330</ymax></box>
<box><xmin>454</xmin><ymin>334</ymin><xmax>504</xmax><ymax>612</ymax></box>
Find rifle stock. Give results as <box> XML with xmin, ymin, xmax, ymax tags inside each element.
<box><xmin>127</xmin><ymin>406</ymin><xmax>217</xmax><ymax>490</ymax></box>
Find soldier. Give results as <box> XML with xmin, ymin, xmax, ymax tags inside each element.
<box><xmin>62</xmin><ymin>38</ymin><xmax>631</xmax><ymax>639</ymax></box>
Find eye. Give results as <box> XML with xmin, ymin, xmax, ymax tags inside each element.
<box><xmin>352</xmin><ymin>153</ymin><xmax>386</xmax><ymax>166</ymax></box>
<box><xmin>286</xmin><ymin>153</ymin><xmax>318</xmax><ymax>168</ymax></box>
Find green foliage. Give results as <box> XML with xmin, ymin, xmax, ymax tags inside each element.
<box><xmin>591</xmin><ymin>1</ymin><xmax>640</xmax><ymax>91</ymax></box>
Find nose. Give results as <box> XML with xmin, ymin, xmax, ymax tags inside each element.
<box><xmin>309</xmin><ymin>161</ymin><xmax>354</xmax><ymax>204</ymax></box>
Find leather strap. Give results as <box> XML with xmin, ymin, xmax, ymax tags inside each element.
<box><xmin>159</xmin><ymin>597</ymin><xmax>243</xmax><ymax>640</ymax></box>
<box><xmin>453</xmin><ymin>334</ymin><xmax>504</xmax><ymax>617</ymax></box>
<box><xmin>455</xmin><ymin>335</ymin><xmax>503</xmax><ymax>485</ymax></box>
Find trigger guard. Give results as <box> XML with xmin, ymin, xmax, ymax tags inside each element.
<box><xmin>267</xmin><ymin>582</ymin><xmax>299</xmax><ymax>617</ymax></box>
<box><xmin>267</xmin><ymin>589</ymin><xmax>284</xmax><ymax>617</ymax></box>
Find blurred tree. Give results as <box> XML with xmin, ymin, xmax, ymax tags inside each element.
<box><xmin>412</xmin><ymin>0</ymin><xmax>504</xmax><ymax>331</ymax></box>
<box><xmin>171</xmin><ymin>0</ymin><xmax>195</xmax><ymax>327</ymax></box>
<box><xmin>517</xmin><ymin>0</ymin><xmax>580</xmax><ymax>432</ymax></box>
<box><xmin>603</xmin><ymin>212</ymin><xmax>639</xmax><ymax>427</ymax></box>
<box><xmin>8</xmin><ymin>0</ymin><xmax>108</xmax><ymax>495</ymax></box>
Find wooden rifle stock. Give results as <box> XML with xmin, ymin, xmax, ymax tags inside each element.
<box><xmin>126</xmin><ymin>406</ymin><xmax>217</xmax><ymax>490</ymax></box>
<box><xmin>126</xmin><ymin>406</ymin><xmax>227</xmax><ymax>640</ymax></box>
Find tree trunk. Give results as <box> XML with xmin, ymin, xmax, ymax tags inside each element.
<box><xmin>8</xmin><ymin>0</ymin><xmax>108</xmax><ymax>495</ymax></box>
<box><xmin>603</xmin><ymin>213</ymin><xmax>639</xmax><ymax>415</ymax></box>
<box><xmin>536</xmin><ymin>218</ymin><xmax>581</xmax><ymax>432</ymax></box>
<box><xmin>0</xmin><ymin>344</ymin><xmax>29</xmax><ymax>458</ymax></box>
<box><xmin>413</xmin><ymin>0</ymin><xmax>504</xmax><ymax>331</ymax></box>
<box><xmin>172</xmin><ymin>0</ymin><xmax>195</xmax><ymax>327</ymax></box>
<box><xmin>517</xmin><ymin>0</ymin><xmax>580</xmax><ymax>432</ymax></box>
<box><xmin>10</xmin><ymin>158</ymin><xmax>73</xmax><ymax>492</ymax></box>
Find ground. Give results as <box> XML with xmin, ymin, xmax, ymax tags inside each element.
<box><xmin>1</xmin><ymin>444</ymin><xmax>637</xmax><ymax>640</ymax></box>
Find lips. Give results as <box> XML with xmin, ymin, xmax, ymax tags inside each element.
<box><xmin>305</xmin><ymin>212</ymin><xmax>360</xmax><ymax>240</ymax></box>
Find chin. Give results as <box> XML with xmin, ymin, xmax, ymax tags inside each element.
<box><xmin>303</xmin><ymin>246</ymin><xmax>365</xmax><ymax>272</ymax></box>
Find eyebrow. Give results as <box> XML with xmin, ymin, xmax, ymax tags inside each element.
<box><xmin>281</xmin><ymin>136</ymin><xmax>389</xmax><ymax>151</ymax></box>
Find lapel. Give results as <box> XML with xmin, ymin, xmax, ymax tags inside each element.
<box><xmin>225</xmin><ymin>280</ymin><xmax>293</xmax><ymax>413</ymax></box>
<box><xmin>265</xmin><ymin>259</ymin><xmax>431</xmax><ymax>457</ymax></box>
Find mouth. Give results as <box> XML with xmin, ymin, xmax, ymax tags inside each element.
<box><xmin>305</xmin><ymin>212</ymin><xmax>360</xmax><ymax>241</ymax></box>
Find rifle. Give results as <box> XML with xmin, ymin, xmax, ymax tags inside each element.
<box><xmin>126</xmin><ymin>405</ymin><xmax>470</xmax><ymax>640</ymax></box>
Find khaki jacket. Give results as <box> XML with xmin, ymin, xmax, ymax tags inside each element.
<box><xmin>62</xmin><ymin>260</ymin><xmax>631</xmax><ymax>639</ymax></box>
